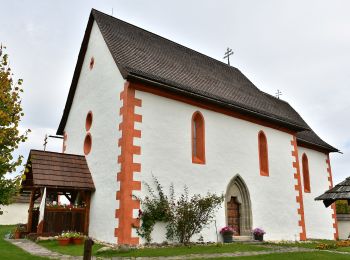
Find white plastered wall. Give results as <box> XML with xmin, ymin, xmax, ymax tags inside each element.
<box><xmin>0</xmin><ymin>204</ymin><xmax>30</xmax><ymax>225</ymax></box>
<box><xmin>338</xmin><ymin>220</ymin><xmax>350</xmax><ymax>239</ymax></box>
<box><xmin>64</xmin><ymin>21</ymin><xmax>124</xmax><ymax>244</ymax></box>
<box><xmin>298</xmin><ymin>147</ymin><xmax>334</xmax><ymax>239</ymax></box>
<box><xmin>135</xmin><ymin>90</ymin><xmax>302</xmax><ymax>242</ymax></box>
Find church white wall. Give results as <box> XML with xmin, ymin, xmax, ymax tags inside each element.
<box><xmin>134</xmin><ymin>90</ymin><xmax>302</xmax><ymax>242</ymax></box>
<box><xmin>298</xmin><ymin>147</ymin><xmax>334</xmax><ymax>239</ymax></box>
<box><xmin>64</xmin><ymin>21</ymin><xmax>124</xmax><ymax>244</ymax></box>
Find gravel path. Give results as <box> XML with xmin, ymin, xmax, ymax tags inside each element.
<box><xmin>6</xmin><ymin>239</ymin><xmax>81</xmax><ymax>259</ymax></box>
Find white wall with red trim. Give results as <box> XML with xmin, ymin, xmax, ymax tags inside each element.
<box><xmin>60</xmin><ymin>23</ymin><xmax>336</xmax><ymax>245</ymax></box>
<box><xmin>134</xmin><ymin>90</ymin><xmax>306</xmax><ymax>242</ymax></box>
<box><xmin>298</xmin><ymin>147</ymin><xmax>334</xmax><ymax>239</ymax></box>
<box><xmin>63</xmin><ymin>21</ymin><xmax>124</xmax><ymax>244</ymax></box>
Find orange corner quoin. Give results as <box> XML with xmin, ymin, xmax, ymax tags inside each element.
<box><xmin>115</xmin><ymin>81</ymin><xmax>142</xmax><ymax>245</ymax></box>
<box><xmin>291</xmin><ymin>136</ymin><xmax>307</xmax><ymax>241</ymax></box>
<box><xmin>326</xmin><ymin>155</ymin><xmax>339</xmax><ymax>240</ymax></box>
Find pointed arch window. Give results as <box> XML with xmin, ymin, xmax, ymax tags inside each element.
<box><xmin>302</xmin><ymin>153</ymin><xmax>311</xmax><ymax>193</ymax></box>
<box><xmin>192</xmin><ymin>111</ymin><xmax>205</xmax><ymax>164</ymax></box>
<box><xmin>258</xmin><ymin>131</ymin><xmax>269</xmax><ymax>176</ymax></box>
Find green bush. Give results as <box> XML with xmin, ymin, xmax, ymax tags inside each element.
<box><xmin>166</xmin><ymin>186</ymin><xmax>223</xmax><ymax>245</ymax></box>
<box><xmin>335</xmin><ymin>200</ymin><xmax>350</xmax><ymax>214</ymax></box>
<box><xmin>136</xmin><ymin>176</ymin><xmax>223</xmax><ymax>244</ymax></box>
<box><xmin>135</xmin><ymin>177</ymin><xmax>171</xmax><ymax>243</ymax></box>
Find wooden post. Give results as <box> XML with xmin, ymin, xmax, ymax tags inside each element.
<box><xmin>27</xmin><ymin>189</ymin><xmax>35</xmax><ymax>232</ymax></box>
<box><xmin>83</xmin><ymin>237</ymin><xmax>94</xmax><ymax>260</ymax></box>
<box><xmin>84</xmin><ymin>191</ymin><xmax>91</xmax><ymax>235</ymax></box>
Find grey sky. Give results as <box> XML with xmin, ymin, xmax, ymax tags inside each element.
<box><xmin>1</xmin><ymin>0</ymin><xmax>349</xmax><ymax>183</ymax></box>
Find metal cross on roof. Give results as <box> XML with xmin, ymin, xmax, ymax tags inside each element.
<box><xmin>275</xmin><ymin>89</ymin><xmax>282</xmax><ymax>99</ymax></box>
<box><xmin>223</xmin><ymin>47</ymin><xmax>234</xmax><ymax>66</ymax></box>
<box><xmin>43</xmin><ymin>134</ymin><xmax>48</xmax><ymax>151</ymax></box>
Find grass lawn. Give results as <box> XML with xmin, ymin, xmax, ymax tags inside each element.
<box><xmin>264</xmin><ymin>240</ymin><xmax>329</xmax><ymax>249</ymax></box>
<box><xmin>212</xmin><ymin>251</ymin><xmax>350</xmax><ymax>259</ymax></box>
<box><xmin>37</xmin><ymin>239</ymin><xmax>104</xmax><ymax>256</ymax></box>
<box><xmin>96</xmin><ymin>243</ymin><xmax>270</xmax><ymax>258</ymax></box>
<box><xmin>336</xmin><ymin>247</ymin><xmax>350</xmax><ymax>252</ymax></box>
<box><xmin>0</xmin><ymin>225</ymin><xmax>48</xmax><ymax>260</ymax></box>
<box><xmin>38</xmin><ymin>241</ymin><xmax>270</xmax><ymax>257</ymax></box>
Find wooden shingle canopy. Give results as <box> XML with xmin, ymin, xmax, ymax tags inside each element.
<box><xmin>315</xmin><ymin>177</ymin><xmax>350</xmax><ymax>207</ymax></box>
<box><xmin>22</xmin><ymin>150</ymin><xmax>95</xmax><ymax>191</ymax></box>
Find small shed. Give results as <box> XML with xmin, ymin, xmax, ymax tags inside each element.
<box><xmin>315</xmin><ymin>177</ymin><xmax>350</xmax><ymax>207</ymax></box>
<box><xmin>21</xmin><ymin>150</ymin><xmax>95</xmax><ymax>235</ymax></box>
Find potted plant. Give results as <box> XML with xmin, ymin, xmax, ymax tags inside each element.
<box><xmin>13</xmin><ymin>224</ymin><xmax>26</xmax><ymax>239</ymax></box>
<box><xmin>71</xmin><ymin>232</ymin><xmax>84</xmax><ymax>245</ymax></box>
<box><xmin>220</xmin><ymin>226</ymin><xmax>235</xmax><ymax>243</ymax></box>
<box><xmin>252</xmin><ymin>228</ymin><xmax>266</xmax><ymax>241</ymax></box>
<box><xmin>57</xmin><ymin>231</ymin><xmax>71</xmax><ymax>246</ymax></box>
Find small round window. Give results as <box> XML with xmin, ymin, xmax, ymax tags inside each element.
<box><xmin>85</xmin><ymin>111</ymin><xmax>93</xmax><ymax>131</ymax></box>
<box><xmin>84</xmin><ymin>133</ymin><xmax>92</xmax><ymax>155</ymax></box>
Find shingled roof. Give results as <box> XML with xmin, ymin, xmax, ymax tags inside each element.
<box><xmin>57</xmin><ymin>9</ymin><xmax>337</xmax><ymax>152</ymax></box>
<box><xmin>22</xmin><ymin>150</ymin><xmax>95</xmax><ymax>191</ymax></box>
<box><xmin>315</xmin><ymin>177</ymin><xmax>350</xmax><ymax>207</ymax></box>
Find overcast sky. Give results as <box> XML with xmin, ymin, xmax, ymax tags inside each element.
<box><xmin>1</xmin><ymin>0</ymin><xmax>349</xmax><ymax>184</ymax></box>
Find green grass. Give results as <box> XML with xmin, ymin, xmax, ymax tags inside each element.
<box><xmin>264</xmin><ymin>239</ymin><xmax>335</xmax><ymax>249</ymax></box>
<box><xmin>37</xmin><ymin>239</ymin><xmax>104</xmax><ymax>256</ymax></box>
<box><xmin>211</xmin><ymin>251</ymin><xmax>350</xmax><ymax>259</ymax></box>
<box><xmin>336</xmin><ymin>247</ymin><xmax>350</xmax><ymax>252</ymax></box>
<box><xmin>94</xmin><ymin>243</ymin><xmax>269</xmax><ymax>257</ymax></box>
<box><xmin>0</xmin><ymin>225</ymin><xmax>48</xmax><ymax>260</ymax></box>
<box><xmin>38</xmin><ymin>241</ymin><xmax>269</xmax><ymax>257</ymax></box>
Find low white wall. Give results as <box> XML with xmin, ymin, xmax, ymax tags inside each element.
<box><xmin>337</xmin><ymin>214</ymin><xmax>350</xmax><ymax>240</ymax></box>
<box><xmin>0</xmin><ymin>204</ymin><xmax>29</xmax><ymax>225</ymax></box>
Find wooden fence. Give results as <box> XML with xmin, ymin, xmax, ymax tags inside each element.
<box><xmin>43</xmin><ymin>207</ymin><xmax>85</xmax><ymax>233</ymax></box>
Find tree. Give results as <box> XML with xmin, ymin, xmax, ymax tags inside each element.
<box><xmin>0</xmin><ymin>45</ymin><xmax>30</xmax><ymax>214</ymax></box>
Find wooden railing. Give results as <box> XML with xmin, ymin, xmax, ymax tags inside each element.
<box><xmin>43</xmin><ymin>207</ymin><xmax>85</xmax><ymax>233</ymax></box>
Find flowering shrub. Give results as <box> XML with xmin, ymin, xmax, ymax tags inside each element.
<box><xmin>252</xmin><ymin>228</ymin><xmax>266</xmax><ymax>236</ymax></box>
<box><xmin>336</xmin><ymin>240</ymin><xmax>350</xmax><ymax>247</ymax></box>
<box><xmin>316</xmin><ymin>243</ymin><xmax>337</xmax><ymax>250</ymax></box>
<box><xmin>220</xmin><ymin>226</ymin><xmax>235</xmax><ymax>235</ymax></box>
<box><xmin>59</xmin><ymin>231</ymin><xmax>82</xmax><ymax>239</ymax></box>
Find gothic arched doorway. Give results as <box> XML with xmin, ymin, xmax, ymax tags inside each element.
<box><xmin>226</xmin><ymin>175</ymin><xmax>252</xmax><ymax>236</ymax></box>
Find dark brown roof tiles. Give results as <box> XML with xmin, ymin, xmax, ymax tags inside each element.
<box><xmin>22</xmin><ymin>150</ymin><xmax>95</xmax><ymax>191</ymax></box>
<box><xmin>56</xmin><ymin>9</ymin><xmax>337</xmax><ymax>153</ymax></box>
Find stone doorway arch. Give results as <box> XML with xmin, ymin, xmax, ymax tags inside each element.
<box><xmin>225</xmin><ymin>175</ymin><xmax>252</xmax><ymax>236</ymax></box>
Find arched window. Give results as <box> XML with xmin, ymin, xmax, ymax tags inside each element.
<box><xmin>302</xmin><ymin>153</ymin><xmax>311</xmax><ymax>193</ymax></box>
<box><xmin>192</xmin><ymin>111</ymin><xmax>205</xmax><ymax>164</ymax></box>
<box><xmin>258</xmin><ymin>131</ymin><xmax>269</xmax><ymax>176</ymax></box>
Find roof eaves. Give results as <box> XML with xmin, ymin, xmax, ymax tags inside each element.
<box><xmin>297</xmin><ymin>137</ymin><xmax>339</xmax><ymax>153</ymax></box>
<box><xmin>127</xmin><ymin>72</ymin><xmax>310</xmax><ymax>132</ymax></box>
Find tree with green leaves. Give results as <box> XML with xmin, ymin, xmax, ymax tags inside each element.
<box><xmin>0</xmin><ymin>45</ymin><xmax>30</xmax><ymax>214</ymax></box>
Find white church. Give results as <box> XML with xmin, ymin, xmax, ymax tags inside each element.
<box><xmin>53</xmin><ymin>9</ymin><xmax>339</xmax><ymax>244</ymax></box>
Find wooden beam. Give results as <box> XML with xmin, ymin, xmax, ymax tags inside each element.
<box><xmin>33</xmin><ymin>189</ymin><xmax>41</xmax><ymax>202</ymax></box>
<box><xmin>27</xmin><ymin>189</ymin><xmax>35</xmax><ymax>232</ymax></box>
<box><xmin>84</xmin><ymin>191</ymin><xmax>91</xmax><ymax>235</ymax></box>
